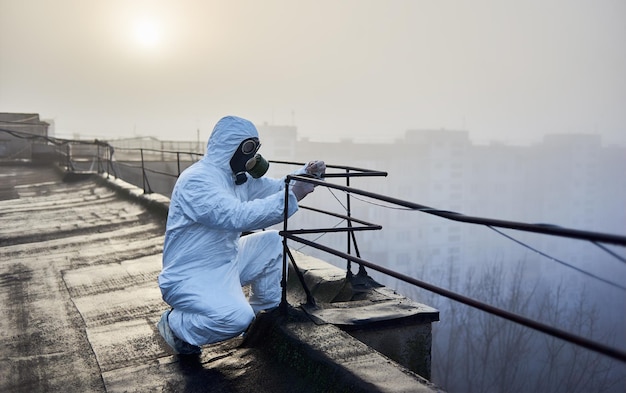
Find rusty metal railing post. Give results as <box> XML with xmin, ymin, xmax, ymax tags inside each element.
<box><xmin>280</xmin><ymin>177</ymin><xmax>291</xmax><ymax>315</ymax></box>
<box><xmin>96</xmin><ymin>143</ymin><xmax>100</xmax><ymax>174</ymax></box>
<box><xmin>65</xmin><ymin>143</ymin><xmax>71</xmax><ymax>172</ymax></box>
<box><xmin>106</xmin><ymin>144</ymin><xmax>111</xmax><ymax>179</ymax></box>
<box><xmin>345</xmin><ymin>168</ymin><xmax>353</xmax><ymax>274</ymax></box>
<box><xmin>140</xmin><ymin>148</ymin><xmax>147</xmax><ymax>193</ymax></box>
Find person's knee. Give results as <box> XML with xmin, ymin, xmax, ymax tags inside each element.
<box><xmin>226</xmin><ymin>305</ymin><xmax>255</xmax><ymax>335</ymax></box>
<box><xmin>263</xmin><ymin>230</ymin><xmax>283</xmax><ymax>258</ymax></box>
<box><xmin>266</xmin><ymin>229</ymin><xmax>281</xmax><ymax>244</ymax></box>
<box><xmin>193</xmin><ymin>304</ymin><xmax>254</xmax><ymax>345</ymax></box>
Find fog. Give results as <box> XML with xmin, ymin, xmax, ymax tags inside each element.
<box><xmin>80</xmin><ymin>124</ymin><xmax>626</xmax><ymax>392</ymax></box>
<box><xmin>3</xmin><ymin>1</ymin><xmax>626</xmax><ymax>391</ymax></box>
<box><xmin>1</xmin><ymin>0</ymin><xmax>625</xmax><ymax>146</ymax></box>
<box><xmin>274</xmin><ymin>130</ymin><xmax>626</xmax><ymax>392</ymax></box>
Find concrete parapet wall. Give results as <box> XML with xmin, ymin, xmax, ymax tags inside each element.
<box><xmin>244</xmin><ymin>308</ymin><xmax>442</xmax><ymax>393</ymax></box>
<box><xmin>287</xmin><ymin>251</ymin><xmax>439</xmax><ymax>380</ymax></box>
<box><xmin>95</xmin><ymin>173</ymin><xmax>170</xmax><ymax>219</ymax></box>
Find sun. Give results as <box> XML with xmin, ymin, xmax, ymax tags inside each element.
<box><xmin>133</xmin><ymin>17</ymin><xmax>161</xmax><ymax>49</ymax></box>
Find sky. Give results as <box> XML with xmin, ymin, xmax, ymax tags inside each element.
<box><xmin>1</xmin><ymin>0</ymin><xmax>625</xmax><ymax>145</ymax></box>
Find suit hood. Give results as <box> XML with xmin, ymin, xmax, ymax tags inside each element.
<box><xmin>205</xmin><ymin>116</ymin><xmax>259</xmax><ymax>172</ymax></box>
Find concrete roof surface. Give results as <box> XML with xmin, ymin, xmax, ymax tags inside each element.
<box><xmin>0</xmin><ymin>164</ymin><xmax>443</xmax><ymax>393</ymax></box>
<box><xmin>0</xmin><ymin>164</ymin><xmax>326</xmax><ymax>393</ymax></box>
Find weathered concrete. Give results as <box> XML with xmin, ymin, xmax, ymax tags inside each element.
<box><xmin>287</xmin><ymin>252</ymin><xmax>439</xmax><ymax>379</ymax></box>
<box><xmin>244</xmin><ymin>308</ymin><xmax>440</xmax><ymax>393</ymax></box>
<box><xmin>0</xmin><ymin>163</ymin><xmax>444</xmax><ymax>392</ymax></box>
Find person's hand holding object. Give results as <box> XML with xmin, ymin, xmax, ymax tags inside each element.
<box><xmin>292</xmin><ymin>160</ymin><xmax>326</xmax><ymax>201</ymax></box>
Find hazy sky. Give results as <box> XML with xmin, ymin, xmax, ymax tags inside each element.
<box><xmin>1</xmin><ymin>0</ymin><xmax>625</xmax><ymax>145</ymax></box>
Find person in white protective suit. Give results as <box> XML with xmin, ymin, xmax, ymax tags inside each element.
<box><xmin>157</xmin><ymin>115</ymin><xmax>325</xmax><ymax>354</ymax></box>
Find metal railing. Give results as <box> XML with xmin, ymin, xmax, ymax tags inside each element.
<box><xmin>104</xmin><ymin>145</ymin><xmax>203</xmax><ymax>195</ymax></box>
<box><xmin>280</xmin><ymin>174</ymin><xmax>626</xmax><ymax>363</ymax></box>
<box><xmin>4</xmin><ymin>128</ymin><xmax>625</xmax><ymax>363</ymax></box>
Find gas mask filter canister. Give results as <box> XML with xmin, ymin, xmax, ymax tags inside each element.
<box><xmin>245</xmin><ymin>153</ymin><xmax>270</xmax><ymax>178</ymax></box>
<box><xmin>230</xmin><ymin>137</ymin><xmax>270</xmax><ymax>185</ymax></box>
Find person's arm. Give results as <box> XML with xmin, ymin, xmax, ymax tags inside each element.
<box><xmin>180</xmin><ymin>176</ymin><xmax>298</xmax><ymax>232</ymax></box>
<box><xmin>247</xmin><ymin>160</ymin><xmax>326</xmax><ymax>201</ymax></box>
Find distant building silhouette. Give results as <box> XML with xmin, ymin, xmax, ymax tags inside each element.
<box><xmin>0</xmin><ymin>113</ymin><xmax>50</xmax><ymax>160</ymax></box>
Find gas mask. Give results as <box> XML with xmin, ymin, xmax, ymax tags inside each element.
<box><xmin>230</xmin><ymin>137</ymin><xmax>270</xmax><ymax>185</ymax></box>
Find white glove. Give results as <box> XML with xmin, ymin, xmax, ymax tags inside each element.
<box><xmin>305</xmin><ymin>160</ymin><xmax>326</xmax><ymax>179</ymax></box>
<box><xmin>292</xmin><ymin>180</ymin><xmax>314</xmax><ymax>201</ymax></box>
<box><xmin>291</xmin><ymin>160</ymin><xmax>325</xmax><ymax>201</ymax></box>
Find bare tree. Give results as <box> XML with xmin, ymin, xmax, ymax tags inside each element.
<box><xmin>532</xmin><ymin>283</ymin><xmax>625</xmax><ymax>393</ymax></box>
<box><xmin>415</xmin><ymin>259</ymin><xmax>625</xmax><ymax>393</ymax></box>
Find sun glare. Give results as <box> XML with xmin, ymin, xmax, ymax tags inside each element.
<box><xmin>133</xmin><ymin>17</ymin><xmax>161</xmax><ymax>49</ymax></box>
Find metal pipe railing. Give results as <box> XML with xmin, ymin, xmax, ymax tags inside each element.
<box><xmin>279</xmin><ymin>173</ymin><xmax>626</xmax><ymax>363</ymax></box>
<box><xmin>4</xmin><ymin>128</ymin><xmax>624</xmax><ymax>363</ymax></box>
<box><xmin>282</xmin><ymin>232</ymin><xmax>626</xmax><ymax>363</ymax></box>
<box><xmin>285</xmin><ymin>175</ymin><xmax>626</xmax><ymax>247</ymax></box>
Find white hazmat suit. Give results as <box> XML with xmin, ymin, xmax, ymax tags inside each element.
<box><xmin>158</xmin><ymin>116</ymin><xmax>320</xmax><ymax>352</ymax></box>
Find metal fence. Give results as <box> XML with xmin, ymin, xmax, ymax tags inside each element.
<box><xmin>280</xmin><ymin>173</ymin><xmax>626</xmax><ymax>363</ymax></box>
<box><xmin>3</xmin><ymin>128</ymin><xmax>625</xmax><ymax>363</ymax></box>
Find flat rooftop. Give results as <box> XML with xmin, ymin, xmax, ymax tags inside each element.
<box><xmin>0</xmin><ymin>163</ymin><xmax>441</xmax><ymax>393</ymax></box>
